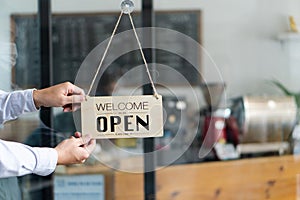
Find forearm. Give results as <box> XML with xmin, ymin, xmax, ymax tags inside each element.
<box><xmin>0</xmin><ymin>89</ymin><xmax>38</xmax><ymax>124</ymax></box>
<box><xmin>0</xmin><ymin>139</ymin><xmax>58</xmax><ymax>178</ymax></box>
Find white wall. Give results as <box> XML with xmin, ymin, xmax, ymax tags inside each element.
<box><xmin>1</xmin><ymin>0</ymin><xmax>300</xmax><ymax>99</ymax></box>
<box><xmin>0</xmin><ymin>0</ymin><xmax>38</xmax><ymax>91</ymax></box>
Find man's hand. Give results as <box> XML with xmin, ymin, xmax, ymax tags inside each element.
<box><xmin>54</xmin><ymin>132</ymin><xmax>96</xmax><ymax>165</ymax></box>
<box><xmin>33</xmin><ymin>82</ymin><xmax>85</xmax><ymax>111</ymax></box>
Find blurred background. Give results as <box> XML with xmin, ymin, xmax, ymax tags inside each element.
<box><xmin>1</xmin><ymin>0</ymin><xmax>300</xmax><ymax>199</ymax></box>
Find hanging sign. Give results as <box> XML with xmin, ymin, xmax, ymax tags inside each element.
<box><xmin>81</xmin><ymin>95</ymin><xmax>163</xmax><ymax>139</ymax></box>
<box><xmin>81</xmin><ymin>2</ymin><xmax>164</xmax><ymax>139</ymax></box>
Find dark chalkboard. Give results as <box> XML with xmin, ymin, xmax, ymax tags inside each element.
<box><xmin>11</xmin><ymin>11</ymin><xmax>201</xmax><ymax>89</ymax></box>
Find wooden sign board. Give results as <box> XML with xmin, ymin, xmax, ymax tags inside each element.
<box><xmin>81</xmin><ymin>95</ymin><xmax>164</xmax><ymax>139</ymax></box>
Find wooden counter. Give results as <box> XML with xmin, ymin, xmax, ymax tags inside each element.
<box><xmin>115</xmin><ymin>155</ymin><xmax>300</xmax><ymax>200</ymax></box>
<box><xmin>57</xmin><ymin>155</ymin><xmax>300</xmax><ymax>200</ymax></box>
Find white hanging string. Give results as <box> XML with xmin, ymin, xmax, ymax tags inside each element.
<box><xmin>87</xmin><ymin>11</ymin><xmax>124</xmax><ymax>95</ymax></box>
<box><xmin>128</xmin><ymin>13</ymin><xmax>159</xmax><ymax>98</ymax></box>
<box><xmin>87</xmin><ymin>11</ymin><xmax>159</xmax><ymax>98</ymax></box>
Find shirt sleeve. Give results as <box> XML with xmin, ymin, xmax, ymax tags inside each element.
<box><xmin>0</xmin><ymin>139</ymin><xmax>58</xmax><ymax>178</ymax></box>
<box><xmin>0</xmin><ymin>89</ymin><xmax>38</xmax><ymax>124</ymax></box>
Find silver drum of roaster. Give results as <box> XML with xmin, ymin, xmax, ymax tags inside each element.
<box><xmin>238</xmin><ymin>96</ymin><xmax>297</xmax><ymax>143</ymax></box>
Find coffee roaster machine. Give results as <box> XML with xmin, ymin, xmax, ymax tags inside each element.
<box><xmin>199</xmin><ymin>83</ymin><xmax>298</xmax><ymax>160</ymax></box>
<box><xmin>231</xmin><ymin>95</ymin><xmax>297</xmax><ymax>157</ymax></box>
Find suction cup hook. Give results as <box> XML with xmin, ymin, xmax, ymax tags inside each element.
<box><xmin>121</xmin><ymin>0</ymin><xmax>134</xmax><ymax>14</ymax></box>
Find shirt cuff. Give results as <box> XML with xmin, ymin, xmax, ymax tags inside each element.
<box><xmin>32</xmin><ymin>147</ymin><xmax>58</xmax><ymax>176</ymax></box>
<box><xmin>26</xmin><ymin>89</ymin><xmax>39</xmax><ymax>112</ymax></box>
<box><xmin>20</xmin><ymin>89</ymin><xmax>39</xmax><ymax>112</ymax></box>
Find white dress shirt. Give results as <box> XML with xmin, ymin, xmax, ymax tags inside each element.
<box><xmin>0</xmin><ymin>89</ymin><xmax>57</xmax><ymax>178</ymax></box>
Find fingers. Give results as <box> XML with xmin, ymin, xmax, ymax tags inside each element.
<box><xmin>63</xmin><ymin>105</ymin><xmax>72</xmax><ymax>112</ymax></box>
<box><xmin>62</xmin><ymin>95</ymin><xmax>84</xmax><ymax>112</ymax></box>
<box><xmin>81</xmin><ymin>134</ymin><xmax>92</xmax><ymax>145</ymax></box>
<box><xmin>62</xmin><ymin>103</ymin><xmax>81</xmax><ymax>112</ymax></box>
<box><xmin>70</xmin><ymin>84</ymin><xmax>85</xmax><ymax>96</ymax></box>
<box><xmin>74</xmin><ymin>132</ymin><xmax>82</xmax><ymax>138</ymax></box>
<box><xmin>73</xmin><ymin>133</ymin><xmax>92</xmax><ymax>147</ymax></box>
<box><xmin>71</xmin><ymin>103</ymin><xmax>81</xmax><ymax>112</ymax></box>
<box><xmin>85</xmin><ymin>138</ymin><xmax>96</xmax><ymax>153</ymax></box>
<box><xmin>74</xmin><ymin>132</ymin><xmax>96</xmax><ymax>154</ymax></box>
<box><xmin>65</xmin><ymin>95</ymin><xmax>85</xmax><ymax>104</ymax></box>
